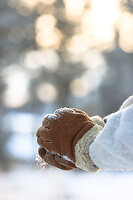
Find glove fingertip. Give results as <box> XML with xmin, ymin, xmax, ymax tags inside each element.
<box><xmin>38</xmin><ymin>147</ymin><xmax>47</xmax><ymax>158</ymax></box>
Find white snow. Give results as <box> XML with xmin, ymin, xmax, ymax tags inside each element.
<box><xmin>47</xmin><ymin>114</ymin><xmax>58</xmax><ymax>120</ymax></box>
<box><xmin>42</xmin><ymin>108</ymin><xmax>76</xmax><ymax>122</ymax></box>
<box><xmin>35</xmin><ymin>154</ymin><xmax>47</xmax><ymax>169</ymax></box>
<box><xmin>55</xmin><ymin>107</ymin><xmax>75</xmax><ymax>114</ymax></box>
<box><xmin>62</xmin><ymin>155</ymin><xmax>74</xmax><ymax>163</ymax></box>
<box><xmin>1</xmin><ymin>166</ymin><xmax>133</xmax><ymax>200</ymax></box>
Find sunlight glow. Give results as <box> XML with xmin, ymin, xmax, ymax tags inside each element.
<box><xmin>70</xmin><ymin>78</ymin><xmax>90</xmax><ymax>97</ymax></box>
<box><xmin>24</xmin><ymin>50</ymin><xmax>59</xmax><ymax>71</ymax></box>
<box><xmin>66</xmin><ymin>34</ymin><xmax>91</xmax><ymax>54</ymax></box>
<box><xmin>63</xmin><ymin>0</ymin><xmax>86</xmax><ymax>22</ymax></box>
<box><xmin>41</xmin><ymin>0</ymin><xmax>56</xmax><ymax>5</ymax></box>
<box><xmin>20</xmin><ymin>0</ymin><xmax>56</xmax><ymax>10</ymax></box>
<box><xmin>36</xmin><ymin>83</ymin><xmax>58</xmax><ymax>102</ymax></box>
<box><xmin>2</xmin><ymin>67</ymin><xmax>30</xmax><ymax>108</ymax></box>
<box><xmin>119</xmin><ymin>12</ymin><xmax>133</xmax><ymax>52</ymax></box>
<box><xmin>20</xmin><ymin>0</ymin><xmax>39</xmax><ymax>9</ymax></box>
<box><xmin>70</xmin><ymin>50</ymin><xmax>106</xmax><ymax>97</ymax></box>
<box><xmin>36</xmin><ymin>28</ymin><xmax>62</xmax><ymax>49</ymax></box>
<box><xmin>80</xmin><ymin>0</ymin><xmax>119</xmax><ymax>50</ymax></box>
<box><xmin>66</xmin><ymin>0</ymin><xmax>119</xmax><ymax>54</ymax></box>
<box><xmin>91</xmin><ymin>0</ymin><xmax>119</xmax><ymax>39</ymax></box>
<box><xmin>81</xmin><ymin>50</ymin><xmax>106</xmax><ymax>69</ymax></box>
<box><xmin>35</xmin><ymin>14</ymin><xmax>62</xmax><ymax>49</ymax></box>
<box><xmin>10</xmin><ymin>0</ymin><xmax>133</xmax><ymax>53</ymax></box>
<box><xmin>36</xmin><ymin>14</ymin><xmax>56</xmax><ymax>30</ymax></box>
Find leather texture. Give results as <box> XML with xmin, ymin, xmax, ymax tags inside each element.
<box><xmin>36</xmin><ymin>108</ymin><xmax>94</xmax><ymax>170</ymax></box>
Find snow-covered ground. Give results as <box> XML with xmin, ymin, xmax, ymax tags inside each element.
<box><xmin>1</xmin><ymin>166</ymin><xmax>133</xmax><ymax>200</ymax></box>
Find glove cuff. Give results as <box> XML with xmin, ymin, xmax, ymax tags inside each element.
<box><xmin>74</xmin><ymin>124</ymin><xmax>102</xmax><ymax>172</ymax></box>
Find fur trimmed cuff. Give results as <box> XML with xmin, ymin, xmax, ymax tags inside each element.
<box><xmin>75</xmin><ymin>124</ymin><xmax>103</xmax><ymax>172</ymax></box>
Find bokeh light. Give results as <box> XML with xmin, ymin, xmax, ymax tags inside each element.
<box><xmin>119</xmin><ymin>12</ymin><xmax>133</xmax><ymax>52</ymax></box>
<box><xmin>36</xmin><ymin>82</ymin><xmax>58</xmax><ymax>102</ymax></box>
<box><xmin>70</xmin><ymin>78</ymin><xmax>90</xmax><ymax>97</ymax></box>
<box><xmin>35</xmin><ymin>14</ymin><xmax>62</xmax><ymax>49</ymax></box>
<box><xmin>24</xmin><ymin>50</ymin><xmax>59</xmax><ymax>71</ymax></box>
<box><xmin>2</xmin><ymin>67</ymin><xmax>30</xmax><ymax>108</ymax></box>
<box><xmin>70</xmin><ymin>50</ymin><xmax>106</xmax><ymax>97</ymax></box>
<box><xmin>20</xmin><ymin>0</ymin><xmax>56</xmax><ymax>10</ymax></box>
<box><xmin>63</xmin><ymin>0</ymin><xmax>86</xmax><ymax>22</ymax></box>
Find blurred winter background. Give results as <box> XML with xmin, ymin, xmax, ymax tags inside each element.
<box><xmin>0</xmin><ymin>0</ymin><xmax>133</xmax><ymax>199</ymax></box>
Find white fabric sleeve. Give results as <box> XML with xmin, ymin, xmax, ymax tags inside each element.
<box><xmin>120</xmin><ymin>95</ymin><xmax>133</xmax><ymax>110</ymax></box>
<box><xmin>89</xmin><ymin>97</ymin><xmax>133</xmax><ymax>170</ymax></box>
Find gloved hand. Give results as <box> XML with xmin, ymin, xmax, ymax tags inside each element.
<box><xmin>36</xmin><ymin>108</ymin><xmax>105</xmax><ymax>171</ymax></box>
<box><xmin>38</xmin><ymin>148</ymin><xmax>76</xmax><ymax>170</ymax></box>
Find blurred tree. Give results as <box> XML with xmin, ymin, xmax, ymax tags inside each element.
<box><xmin>0</xmin><ymin>0</ymin><xmax>133</xmax><ymax>168</ymax></box>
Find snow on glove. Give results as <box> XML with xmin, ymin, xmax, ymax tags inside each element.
<box><xmin>36</xmin><ymin>107</ymin><xmax>105</xmax><ymax>171</ymax></box>
<box><xmin>38</xmin><ymin>148</ymin><xmax>76</xmax><ymax>170</ymax></box>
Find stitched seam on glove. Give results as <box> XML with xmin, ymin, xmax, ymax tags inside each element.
<box><xmin>75</xmin><ymin>125</ymin><xmax>102</xmax><ymax>172</ymax></box>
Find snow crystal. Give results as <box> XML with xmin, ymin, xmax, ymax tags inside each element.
<box><xmin>55</xmin><ymin>107</ymin><xmax>75</xmax><ymax>114</ymax></box>
<box><xmin>47</xmin><ymin>114</ymin><xmax>58</xmax><ymax>120</ymax></box>
<box><xmin>35</xmin><ymin>154</ymin><xmax>47</xmax><ymax>170</ymax></box>
<box><xmin>43</xmin><ymin>108</ymin><xmax>75</xmax><ymax>122</ymax></box>
<box><xmin>62</xmin><ymin>155</ymin><xmax>74</xmax><ymax>163</ymax></box>
<box><xmin>43</xmin><ymin>114</ymin><xmax>58</xmax><ymax>121</ymax></box>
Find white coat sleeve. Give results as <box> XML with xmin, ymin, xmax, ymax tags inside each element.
<box><xmin>89</xmin><ymin>96</ymin><xmax>133</xmax><ymax>170</ymax></box>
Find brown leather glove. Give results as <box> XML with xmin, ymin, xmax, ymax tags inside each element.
<box><xmin>36</xmin><ymin>108</ymin><xmax>95</xmax><ymax>170</ymax></box>
<box><xmin>38</xmin><ymin>147</ymin><xmax>76</xmax><ymax>170</ymax></box>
